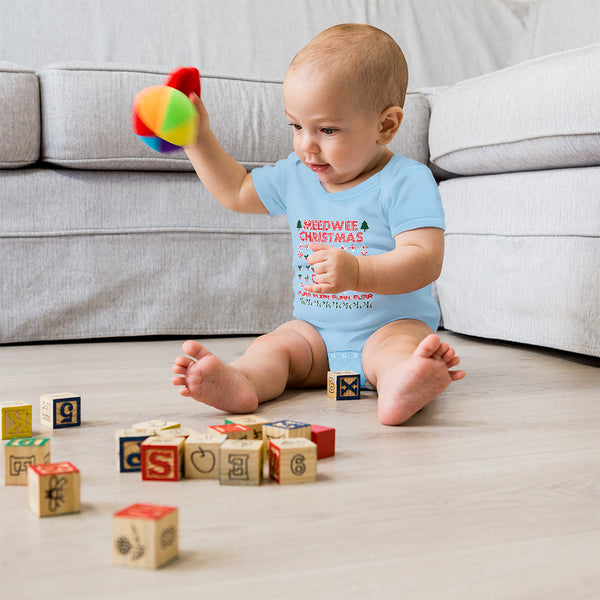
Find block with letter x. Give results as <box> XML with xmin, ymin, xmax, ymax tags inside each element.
<box><xmin>327</xmin><ymin>371</ymin><xmax>361</xmax><ymax>400</ymax></box>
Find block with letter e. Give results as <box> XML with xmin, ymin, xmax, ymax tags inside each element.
<box><xmin>28</xmin><ymin>461</ymin><xmax>80</xmax><ymax>517</ymax></box>
<box><xmin>269</xmin><ymin>438</ymin><xmax>317</xmax><ymax>484</ymax></box>
<box><xmin>219</xmin><ymin>439</ymin><xmax>263</xmax><ymax>486</ymax></box>
<box><xmin>4</xmin><ymin>437</ymin><xmax>51</xmax><ymax>485</ymax></box>
<box><xmin>327</xmin><ymin>371</ymin><xmax>360</xmax><ymax>400</ymax></box>
<box><xmin>1</xmin><ymin>401</ymin><xmax>32</xmax><ymax>440</ymax></box>
<box><xmin>40</xmin><ymin>393</ymin><xmax>81</xmax><ymax>429</ymax></box>
<box><xmin>141</xmin><ymin>436</ymin><xmax>185</xmax><ymax>481</ymax></box>
<box><xmin>112</xmin><ymin>503</ymin><xmax>178</xmax><ymax>569</ymax></box>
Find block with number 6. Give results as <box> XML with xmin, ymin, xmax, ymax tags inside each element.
<box><xmin>269</xmin><ymin>438</ymin><xmax>317</xmax><ymax>484</ymax></box>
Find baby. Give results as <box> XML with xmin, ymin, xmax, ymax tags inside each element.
<box><xmin>171</xmin><ymin>23</ymin><xmax>465</xmax><ymax>425</ymax></box>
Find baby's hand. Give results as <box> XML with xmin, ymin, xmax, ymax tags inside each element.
<box><xmin>304</xmin><ymin>243</ymin><xmax>359</xmax><ymax>294</ymax></box>
<box><xmin>187</xmin><ymin>92</ymin><xmax>210</xmax><ymax>142</ymax></box>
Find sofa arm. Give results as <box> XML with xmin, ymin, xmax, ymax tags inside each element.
<box><xmin>0</xmin><ymin>62</ymin><xmax>40</xmax><ymax>168</ymax></box>
<box><xmin>429</xmin><ymin>44</ymin><xmax>600</xmax><ymax>176</ymax></box>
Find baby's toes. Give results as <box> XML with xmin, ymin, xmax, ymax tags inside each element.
<box><xmin>446</xmin><ymin>356</ymin><xmax>460</xmax><ymax>369</ymax></box>
<box><xmin>441</xmin><ymin>346</ymin><xmax>456</xmax><ymax>363</ymax></box>
<box><xmin>433</xmin><ymin>342</ymin><xmax>450</xmax><ymax>359</ymax></box>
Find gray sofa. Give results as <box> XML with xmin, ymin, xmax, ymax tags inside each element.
<box><xmin>1</xmin><ymin>0</ymin><xmax>598</xmax><ymax>357</ymax></box>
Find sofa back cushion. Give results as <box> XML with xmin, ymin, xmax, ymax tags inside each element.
<box><xmin>1</xmin><ymin>0</ymin><xmax>539</xmax><ymax>90</ymax></box>
<box><xmin>532</xmin><ymin>0</ymin><xmax>600</xmax><ymax>58</ymax></box>
<box><xmin>38</xmin><ymin>63</ymin><xmax>431</xmax><ymax>171</ymax></box>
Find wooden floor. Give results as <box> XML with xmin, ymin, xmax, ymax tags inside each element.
<box><xmin>1</xmin><ymin>332</ymin><xmax>599</xmax><ymax>599</ymax></box>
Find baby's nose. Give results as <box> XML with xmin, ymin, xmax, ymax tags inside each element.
<box><xmin>299</xmin><ymin>133</ymin><xmax>320</xmax><ymax>155</ymax></box>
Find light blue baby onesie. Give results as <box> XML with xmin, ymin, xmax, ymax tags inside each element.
<box><xmin>252</xmin><ymin>152</ymin><xmax>445</xmax><ymax>387</ymax></box>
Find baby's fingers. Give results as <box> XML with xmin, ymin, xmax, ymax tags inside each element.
<box><xmin>308</xmin><ymin>242</ymin><xmax>331</xmax><ymax>253</ymax></box>
<box><xmin>307</xmin><ymin>242</ymin><xmax>332</xmax><ymax>265</ymax></box>
<box><xmin>303</xmin><ymin>282</ymin><xmax>333</xmax><ymax>294</ymax></box>
<box><xmin>172</xmin><ymin>364</ymin><xmax>188</xmax><ymax>376</ymax></box>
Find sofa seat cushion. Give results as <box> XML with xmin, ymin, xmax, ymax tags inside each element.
<box><xmin>0</xmin><ymin>62</ymin><xmax>40</xmax><ymax>168</ymax></box>
<box><xmin>436</xmin><ymin>167</ymin><xmax>600</xmax><ymax>356</ymax></box>
<box><xmin>0</xmin><ymin>169</ymin><xmax>293</xmax><ymax>343</ymax></box>
<box><xmin>38</xmin><ymin>62</ymin><xmax>431</xmax><ymax>171</ymax></box>
<box><xmin>429</xmin><ymin>44</ymin><xmax>600</xmax><ymax>176</ymax></box>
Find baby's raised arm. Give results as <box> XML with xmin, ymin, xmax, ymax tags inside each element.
<box><xmin>185</xmin><ymin>94</ymin><xmax>267</xmax><ymax>214</ymax></box>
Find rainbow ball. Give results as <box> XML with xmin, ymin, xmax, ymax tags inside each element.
<box><xmin>132</xmin><ymin>85</ymin><xmax>198</xmax><ymax>153</ymax></box>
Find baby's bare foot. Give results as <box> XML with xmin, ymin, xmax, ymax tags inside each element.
<box><xmin>171</xmin><ymin>340</ymin><xmax>258</xmax><ymax>413</ymax></box>
<box><xmin>377</xmin><ymin>334</ymin><xmax>465</xmax><ymax>426</ymax></box>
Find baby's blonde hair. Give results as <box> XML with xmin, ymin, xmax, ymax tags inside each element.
<box><xmin>289</xmin><ymin>23</ymin><xmax>408</xmax><ymax>112</ymax></box>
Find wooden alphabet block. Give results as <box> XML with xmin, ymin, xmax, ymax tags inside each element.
<box><xmin>112</xmin><ymin>503</ymin><xmax>178</xmax><ymax>569</ymax></box>
<box><xmin>40</xmin><ymin>393</ymin><xmax>81</xmax><ymax>429</ymax></box>
<box><xmin>115</xmin><ymin>428</ymin><xmax>153</xmax><ymax>473</ymax></box>
<box><xmin>28</xmin><ymin>461</ymin><xmax>81</xmax><ymax>517</ymax></box>
<box><xmin>131</xmin><ymin>419</ymin><xmax>180</xmax><ymax>433</ymax></box>
<box><xmin>327</xmin><ymin>370</ymin><xmax>361</xmax><ymax>400</ymax></box>
<box><xmin>4</xmin><ymin>437</ymin><xmax>51</xmax><ymax>485</ymax></box>
<box><xmin>219</xmin><ymin>439</ymin><xmax>263</xmax><ymax>486</ymax></box>
<box><xmin>224</xmin><ymin>415</ymin><xmax>270</xmax><ymax>440</ymax></box>
<box><xmin>311</xmin><ymin>425</ymin><xmax>336</xmax><ymax>459</ymax></box>
<box><xmin>141</xmin><ymin>436</ymin><xmax>185</xmax><ymax>481</ymax></box>
<box><xmin>269</xmin><ymin>438</ymin><xmax>317</xmax><ymax>484</ymax></box>
<box><xmin>184</xmin><ymin>433</ymin><xmax>227</xmax><ymax>479</ymax></box>
<box><xmin>208</xmin><ymin>423</ymin><xmax>252</xmax><ymax>440</ymax></box>
<box><xmin>1</xmin><ymin>401</ymin><xmax>32</xmax><ymax>440</ymax></box>
<box><xmin>156</xmin><ymin>427</ymin><xmax>199</xmax><ymax>439</ymax></box>
<box><xmin>262</xmin><ymin>420</ymin><xmax>312</xmax><ymax>459</ymax></box>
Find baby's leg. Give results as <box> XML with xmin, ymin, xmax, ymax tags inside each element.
<box><xmin>171</xmin><ymin>320</ymin><xmax>329</xmax><ymax>414</ymax></box>
<box><xmin>362</xmin><ymin>319</ymin><xmax>465</xmax><ymax>426</ymax></box>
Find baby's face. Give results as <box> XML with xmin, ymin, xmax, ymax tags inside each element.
<box><xmin>283</xmin><ymin>69</ymin><xmax>389</xmax><ymax>192</ymax></box>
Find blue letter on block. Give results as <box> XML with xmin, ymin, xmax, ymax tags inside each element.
<box><xmin>54</xmin><ymin>397</ymin><xmax>81</xmax><ymax>428</ymax></box>
<box><xmin>118</xmin><ymin>435</ymin><xmax>150</xmax><ymax>473</ymax></box>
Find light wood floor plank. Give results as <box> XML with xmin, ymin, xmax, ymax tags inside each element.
<box><xmin>1</xmin><ymin>332</ymin><xmax>598</xmax><ymax>599</ymax></box>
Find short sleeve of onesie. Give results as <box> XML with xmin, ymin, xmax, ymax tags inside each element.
<box><xmin>381</xmin><ymin>159</ymin><xmax>445</xmax><ymax>236</ymax></box>
<box><xmin>251</xmin><ymin>154</ymin><xmax>295</xmax><ymax>217</ymax></box>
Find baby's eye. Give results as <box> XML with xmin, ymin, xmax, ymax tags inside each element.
<box><xmin>288</xmin><ymin>123</ymin><xmax>302</xmax><ymax>131</ymax></box>
<box><xmin>321</xmin><ymin>127</ymin><xmax>337</xmax><ymax>135</ymax></box>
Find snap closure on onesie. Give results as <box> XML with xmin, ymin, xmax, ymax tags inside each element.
<box><xmin>328</xmin><ymin>350</ymin><xmax>370</xmax><ymax>389</ymax></box>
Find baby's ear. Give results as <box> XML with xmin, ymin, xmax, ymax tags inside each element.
<box><xmin>378</xmin><ymin>106</ymin><xmax>403</xmax><ymax>144</ymax></box>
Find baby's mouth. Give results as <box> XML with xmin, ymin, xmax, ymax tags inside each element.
<box><xmin>309</xmin><ymin>163</ymin><xmax>330</xmax><ymax>173</ymax></box>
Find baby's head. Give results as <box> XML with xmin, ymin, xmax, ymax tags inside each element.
<box><xmin>287</xmin><ymin>23</ymin><xmax>408</xmax><ymax>115</ymax></box>
<box><xmin>283</xmin><ymin>24</ymin><xmax>408</xmax><ymax>191</ymax></box>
